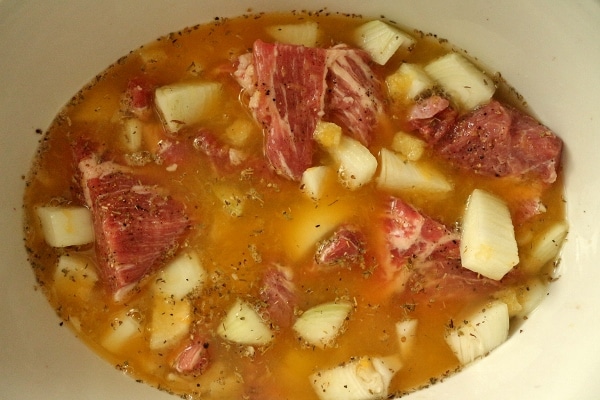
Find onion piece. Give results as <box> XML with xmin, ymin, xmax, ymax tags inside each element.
<box><xmin>293</xmin><ymin>300</ymin><xmax>353</xmax><ymax>348</ymax></box>
<box><xmin>354</xmin><ymin>20</ymin><xmax>414</xmax><ymax>65</ymax></box>
<box><xmin>395</xmin><ymin>319</ymin><xmax>418</xmax><ymax>360</ymax></box>
<box><xmin>329</xmin><ymin>135</ymin><xmax>378</xmax><ymax>190</ymax></box>
<box><xmin>310</xmin><ymin>356</ymin><xmax>402</xmax><ymax>400</ymax></box>
<box><xmin>377</xmin><ymin>148</ymin><xmax>452</xmax><ymax>193</ymax></box>
<box><xmin>101</xmin><ymin>310</ymin><xmax>142</xmax><ymax>353</ymax></box>
<box><xmin>154</xmin><ymin>251</ymin><xmax>207</xmax><ymax>301</ymax></box>
<box><xmin>217</xmin><ymin>298</ymin><xmax>274</xmax><ymax>346</ymax></box>
<box><xmin>424</xmin><ymin>52</ymin><xmax>495</xmax><ymax>110</ymax></box>
<box><xmin>444</xmin><ymin>300</ymin><xmax>509</xmax><ymax>365</ymax></box>
<box><xmin>265</xmin><ymin>21</ymin><xmax>320</xmax><ymax>47</ymax></box>
<box><xmin>460</xmin><ymin>189</ymin><xmax>519</xmax><ymax>280</ymax></box>
<box><xmin>521</xmin><ymin>221</ymin><xmax>568</xmax><ymax>274</ymax></box>
<box><xmin>301</xmin><ymin>165</ymin><xmax>336</xmax><ymax>201</ymax></box>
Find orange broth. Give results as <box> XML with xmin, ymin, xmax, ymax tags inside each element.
<box><xmin>23</xmin><ymin>11</ymin><xmax>566</xmax><ymax>399</ymax></box>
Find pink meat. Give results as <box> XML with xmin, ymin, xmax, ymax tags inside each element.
<box><xmin>260</xmin><ymin>265</ymin><xmax>296</xmax><ymax>328</ymax></box>
<box><xmin>410</xmin><ymin>98</ymin><xmax>563</xmax><ymax>184</ymax></box>
<box><xmin>121</xmin><ymin>76</ymin><xmax>156</xmax><ymax>121</ymax></box>
<box><xmin>235</xmin><ymin>40</ymin><xmax>328</xmax><ymax>181</ymax></box>
<box><xmin>314</xmin><ymin>224</ymin><xmax>366</xmax><ymax>267</ymax></box>
<box><xmin>380</xmin><ymin>197</ymin><xmax>499</xmax><ymax>300</ymax></box>
<box><xmin>440</xmin><ymin>100</ymin><xmax>562</xmax><ymax>183</ymax></box>
<box><xmin>172</xmin><ymin>335</ymin><xmax>211</xmax><ymax>376</ymax></box>
<box><xmin>408</xmin><ymin>95</ymin><xmax>458</xmax><ymax>144</ymax></box>
<box><xmin>75</xmin><ymin>142</ymin><xmax>190</xmax><ymax>299</ymax></box>
<box><xmin>325</xmin><ymin>45</ymin><xmax>384</xmax><ymax>146</ymax></box>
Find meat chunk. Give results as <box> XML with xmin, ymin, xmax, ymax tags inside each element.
<box><xmin>325</xmin><ymin>45</ymin><xmax>384</xmax><ymax>146</ymax></box>
<box><xmin>407</xmin><ymin>95</ymin><xmax>458</xmax><ymax>144</ymax></box>
<box><xmin>314</xmin><ymin>224</ymin><xmax>366</xmax><ymax>267</ymax></box>
<box><xmin>121</xmin><ymin>76</ymin><xmax>156</xmax><ymax>120</ymax></box>
<box><xmin>410</xmin><ymin>98</ymin><xmax>563</xmax><ymax>184</ymax></box>
<box><xmin>235</xmin><ymin>40</ymin><xmax>328</xmax><ymax>181</ymax></box>
<box><xmin>440</xmin><ymin>100</ymin><xmax>562</xmax><ymax>183</ymax></box>
<box><xmin>380</xmin><ymin>197</ymin><xmax>499</xmax><ymax>301</ymax></box>
<box><xmin>172</xmin><ymin>335</ymin><xmax>211</xmax><ymax>376</ymax></box>
<box><xmin>260</xmin><ymin>265</ymin><xmax>296</xmax><ymax>328</ymax></box>
<box><xmin>75</xmin><ymin>141</ymin><xmax>191</xmax><ymax>299</ymax></box>
<box><xmin>234</xmin><ymin>41</ymin><xmax>385</xmax><ymax>180</ymax></box>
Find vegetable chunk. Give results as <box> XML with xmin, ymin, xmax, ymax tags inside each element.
<box><xmin>155</xmin><ymin>81</ymin><xmax>222</xmax><ymax>132</ymax></box>
<box><xmin>36</xmin><ymin>206</ymin><xmax>94</xmax><ymax>247</ymax></box>
<box><xmin>444</xmin><ymin>300</ymin><xmax>509</xmax><ymax>365</ymax></box>
<box><xmin>377</xmin><ymin>148</ymin><xmax>452</xmax><ymax>193</ymax></box>
<box><xmin>310</xmin><ymin>356</ymin><xmax>401</xmax><ymax>400</ymax></box>
<box><xmin>293</xmin><ymin>300</ymin><xmax>353</xmax><ymax>348</ymax></box>
<box><xmin>460</xmin><ymin>189</ymin><xmax>519</xmax><ymax>280</ymax></box>
<box><xmin>218</xmin><ymin>298</ymin><xmax>274</xmax><ymax>345</ymax></box>
<box><xmin>266</xmin><ymin>21</ymin><xmax>320</xmax><ymax>47</ymax></box>
<box><xmin>354</xmin><ymin>20</ymin><xmax>414</xmax><ymax>65</ymax></box>
<box><xmin>424</xmin><ymin>52</ymin><xmax>495</xmax><ymax>110</ymax></box>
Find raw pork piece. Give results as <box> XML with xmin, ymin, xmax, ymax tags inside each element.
<box><xmin>156</xmin><ymin>128</ymin><xmax>272</xmax><ymax>178</ymax></box>
<box><xmin>172</xmin><ymin>335</ymin><xmax>211</xmax><ymax>376</ymax></box>
<box><xmin>325</xmin><ymin>44</ymin><xmax>384</xmax><ymax>146</ymax></box>
<box><xmin>235</xmin><ymin>40</ymin><xmax>328</xmax><ymax>181</ymax></box>
<box><xmin>380</xmin><ymin>196</ymin><xmax>499</xmax><ymax>301</ymax></box>
<box><xmin>407</xmin><ymin>95</ymin><xmax>458</xmax><ymax>144</ymax></box>
<box><xmin>74</xmin><ymin>140</ymin><xmax>191</xmax><ymax>299</ymax></box>
<box><xmin>120</xmin><ymin>75</ymin><xmax>157</xmax><ymax>120</ymax></box>
<box><xmin>409</xmin><ymin>97</ymin><xmax>563</xmax><ymax>184</ymax></box>
<box><xmin>234</xmin><ymin>41</ymin><xmax>384</xmax><ymax>180</ymax></box>
<box><xmin>314</xmin><ymin>224</ymin><xmax>366</xmax><ymax>267</ymax></box>
<box><xmin>260</xmin><ymin>265</ymin><xmax>297</xmax><ymax>329</ymax></box>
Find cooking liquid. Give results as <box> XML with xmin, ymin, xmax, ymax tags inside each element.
<box><xmin>23</xmin><ymin>11</ymin><xmax>565</xmax><ymax>399</ymax></box>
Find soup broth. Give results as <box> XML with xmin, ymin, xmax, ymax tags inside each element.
<box><xmin>23</xmin><ymin>11</ymin><xmax>566</xmax><ymax>399</ymax></box>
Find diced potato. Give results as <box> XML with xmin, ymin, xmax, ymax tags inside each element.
<box><xmin>313</xmin><ymin>121</ymin><xmax>343</xmax><ymax>149</ymax></box>
<box><xmin>424</xmin><ymin>52</ymin><xmax>495</xmax><ymax>110</ymax></box>
<box><xmin>53</xmin><ymin>253</ymin><xmax>98</xmax><ymax>301</ymax></box>
<box><xmin>386</xmin><ymin>63</ymin><xmax>435</xmax><ymax>101</ymax></box>
<box><xmin>155</xmin><ymin>81</ymin><xmax>222</xmax><ymax>132</ymax></box>
<box><xmin>212</xmin><ymin>184</ymin><xmax>245</xmax><ymax>217</ymax></box>
<box><xmin>217</xmin><ymin>298</ymin><xmax>273</xmax><ymax>346</ymax></box>
<box><xmin>101</xmin><ymin>310</ymin><xmax>142</xmax><ymax>353</ymax></box>
<box><xmin>36</xmin><ymin>206</ymin><xmax>94</xmax><ymax>247</ymax></box>
<box><xmin>310</xmin><ymin>356</ymin><xmax>402</xmax><ymax>400</ymax></box>
<box><xmin>444</xmin><ymin>300</ymin><xmax>509</xmax><ymax>365</ymax></box>
<box><xmin>293</xmin><ymin>300</ymin><xmax>353</xmax><ymax>348</ymax></box>
<box><xmin>390</xmin><ymin>131</ymin><xmax>426</xmax><ymax>161</ymax></box>
<box><xmin>224</xmin><ymin>118</ymin><xmax>258</xmax><ymax>147</ymax></box>
<box><xmin>154</xmin><ymin>251</ymin><xmax>207</xmax><ymax>301</ymax></box>
<box><xmin>377</xmin><ymin>148</ymin><xmax>452</xmax><ymax>193</ymax></box>
<box><xmin>395</xmin><ymin>319</ymin><xmax>418</xmax><ymax>360</ymax></box>
<box><xmin>300</xmin><ymin>165</ymin><xmax>336</xmax><ymax>201</ymax></box>
<box><xmin>266</xmin><ymin>21</ymin><xmax>320</xmax><ymax>47</ymax></box>
<box><xmin>149</xmin><ymin>297</ymin><xmax>192</xmax><ymax>349</ymax></box>
<box><xmin>329</xmin><ymin>135</ymin><xmax>378</xmax><ymax>190</ymax></box>
<box><xmin>521</xmin><ymin>221</ymin><xmax>568</xmax><ymax>274</ymax></box>
<box><xmin>354</xmin><ymin>20</ymin><xmax>415</xmax><ymax>65</ymax></box>
<box><xmin>122</xmin><ymin>118</ymin><xmax>144</xmax><ymax>152</ymax></box>
<box><xmin>460</xmin><ymin>189</ymin><xmax>519</xmax><ymax>280</ymax></box>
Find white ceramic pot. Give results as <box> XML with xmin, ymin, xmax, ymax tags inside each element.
<box><xmin>1</xmin><ymin>1</ymin><xmax>599</xmax><ymax>399</ymax></box>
